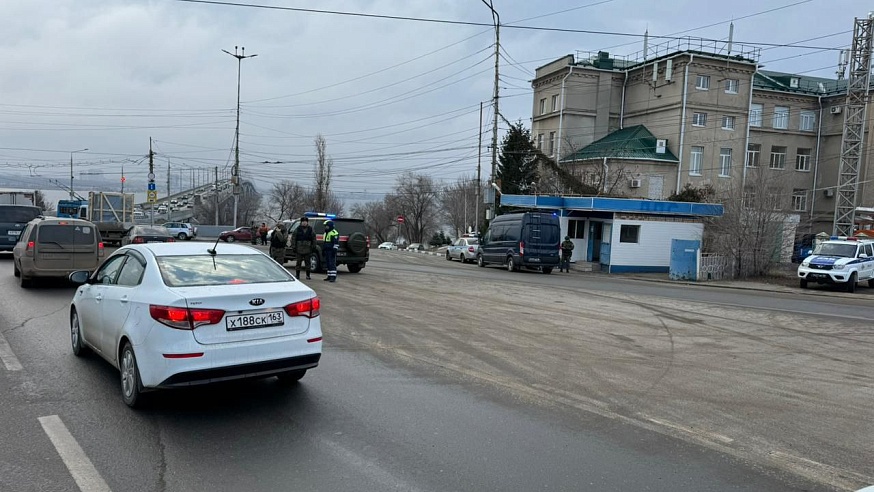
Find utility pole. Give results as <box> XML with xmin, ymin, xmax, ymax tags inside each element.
<box><xmin>148</xmin><ymin>138</ymin><xmax>156</xmax><ymax>226</ymax></box>
<box><xmin>223</xmin><ymin>46</ymin><xmax>258</xmax><ymax>229</ymax></box>
<box><xmin>486</xmin><ymin>2</ymin><xmax>500</xmax><ymax>182</ymax></box>
<box><xmin>214</xmin><ymin>166</ymin><xmax>220</xmax><ymax>226</ymax></box>
<box><xmin>476</xmin><ymin>101</ymin><xmax>483</xmax><ymax>234</ymax></box>
<box><xmin>833</xmin><ymin>13</ymin><xmax>873</xmax><ymax>236</ymax></box>
<box><xmin>69</xmin><ymin>148</ymin><xmax>88</xmax><ymax>200</ymax></box>
<box><xmin>166</xmin><ymin>159</ymin><xmax>171</xmax><ymax>203</ymax></box>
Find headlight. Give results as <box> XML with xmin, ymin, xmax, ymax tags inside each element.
<box><xmin>832</xmin><ymin>263</ymin><xmax>846</xmax><ymax>271</ymax></box>
<box><xmin>801</xmin><ymin>260</ymin><xmax>810</xmax><ymax>267</ymax></box>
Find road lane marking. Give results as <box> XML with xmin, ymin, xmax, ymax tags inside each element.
<box><xmin>38</xmin><ymin>415</ymin><xmax>111</xmax><ymax>492</ymax></box>
<box><xmin>0</xmin><ymin>331</ymin><xmax>23</xmax><ymax>371</ymax></box>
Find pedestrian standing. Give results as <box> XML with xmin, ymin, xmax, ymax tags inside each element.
<box><xmin>259</xmin><ymin>222</ymin><xmax>269</xmax><ymax>245</ymax></box>
<box><xmin>323</xmin><ymin>220</ymin><xmax>339</xmax><ymax>282</ymax></box>
<box><xmin>269</xmin><ymin>222</ymin><xmax>287</xmax><ymax>264</ymax></box>
<box><xmin>292</xmin><ymin>216</ymin><xmax>315</xmax><ymax>280</ymax></box>
<box><xmin>560</xmin><ymin>235</ymin><xmax>575</xmax><ymax>272</ymax></box>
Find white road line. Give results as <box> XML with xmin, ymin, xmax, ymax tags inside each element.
<box><xmin>38</xmin><ymin>415</ymin><xmax>112</xmax><ymax>492</ymax></box>
<box><xmin>0</xmin><ymin>331</ymin><xmax>23</xmax><ymax>371</ymax></box>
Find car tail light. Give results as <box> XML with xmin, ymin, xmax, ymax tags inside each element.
<box><xmin>468</xmin><ymin>246</ymin><xmax>475</xmax><ymax>253</ymax></box>
<box><xmin>149</xmin><ymin>305</ymin><xmax>225</xmax><ymax>330</ymax></box>
<box><xmin>132</xmin><ymin>237</ymin><xmax>145</xmax><ymax>244</ymax></box>
<box><xmin>167</xmin><ymin>237</ymin><xmax>176</xmax><ymax>242</ymax></box>
<box><xmin>284</xmin><ymin>297</ymin><xmax>320</xmax><ymax>318</ymax></box>
<box><xmin>519</xmin><ymin>241</ymin><xmax>525</xmax><ymax>256</ymax></box>
<box><xmin>98</xmin><ymin>242</ymin><xmax>105</xmax><ymax>257</ymax></box>
<box><xmin>25</xmin><ymin>241</ymin><xmax>34</xmax><ymax>257</ymax></box>
<box><xmin>366</xmin><ymin>236</ymin><xmax>371</xmax><ymax>249</ymax></box>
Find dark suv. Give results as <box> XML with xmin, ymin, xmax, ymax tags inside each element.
<box><xmin>283</xmin><ymin>216</ymin><xmax>370</xmax><ymax>273</ymax></box>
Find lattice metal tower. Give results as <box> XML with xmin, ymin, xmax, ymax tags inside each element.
<box><xmin>833</xmin><ymin>13</ymin><xmax>874</xmax><ymax>236</ymax></box>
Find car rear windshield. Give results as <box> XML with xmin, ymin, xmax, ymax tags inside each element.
<box><xmin>466</xmin><ymin>238</ymin><xmax>479</xmax><ymax>245</ymax></box>
<box><xmin>156</xmin><ymin>254</ymin><xmax>294</xmax><ymax>287</ymax></box>
<box><xmin>137</xmin><ymin>227</ymin><xmax>170</xmax><ymax>236</ymax></box>
<box><xmin>0</xmin><ymin>205</ymin><xmax>41</xmax><ymax>223</ymax></box>
<box><xmin>37</xmin><ymin>224</ymin><xmax>96</xmax><ymax>245</ymax></box>
<box><xmin>814</xmin><ymin>243</ymin><xmax>856</xmax><ymax>258</ymax></box>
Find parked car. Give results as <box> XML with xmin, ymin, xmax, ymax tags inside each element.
<box><xmin>797</xmin><ymin>237</ymin><xmax>874</xmax><ymax>292</ymax></box>
<box><xmin>406</xmin><ymin>243</ymin><xmax>425</xmax><ymax>251</ymax></box>
<box><xmin>377</xmin><ymin>242</ymin><xmax>397</xmax><ymax>250</ymax></box>
<box><xmin>0</xmin><ymin>204</ymin><xmax>43</xmax><ymax>252</ymax></box>
<box><xmin>282</xmin><ymin>214</ymin><xmax>369</xmax><ymax>273</ymax></box>
<box><xmin>121</xmin><ymin>226</ymin><xmax>176</xmax><ymax>245</ymax></box>
<box><xmin>219</xmin><ymin>227</ymin><xmax>253</xmax><ymax>243</ymax></box>
<box><xmin>12</xmin><ymin>217</ymin><xmax>104</xmax><ymax>288</ymax></box>
<box><xmin>162</xmin><ymin>222</ymin><xmax>197</xmax><ymax>240</ymax></box>
<box><xmin>446</xmin><ymin>237</ymin><xmax>479</xmax><ymax>263</ymax></box>
<box><xmin>67</xmin><ymin>242</ymin><xmax>322</xmax><ymax>407</ymax></box>
<box><xmin>156</xmin><ymin>205</ymin><xmax>168</xmax><ymax>214</ymax></box>
<box><xmin>477</xmin><ymin>212</ymin><xmax>561</xmax><ymax>273</ymax></box>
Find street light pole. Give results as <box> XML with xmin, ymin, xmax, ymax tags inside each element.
<box><xmin>222</xmin><ymin>46</ymin><xmax>257</xmax><ymax>228</ymax></box>
<box><xmin>69</xmin><ymin>148</ymin><xmax>88</xmax><ymax>200</ymax></box>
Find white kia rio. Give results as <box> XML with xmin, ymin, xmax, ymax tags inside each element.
<box><xmin>68</xmin><ymin>242</ymin><xmax>322</xmax><ymax>407</ymax></box>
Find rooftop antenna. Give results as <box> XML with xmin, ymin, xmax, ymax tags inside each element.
<box><xmin>643</xmin><ymin>28</ymin><xmax>649</xmax><ymax>60</ymax></box>
<box><xmin>727</xmin><ymin>21</ymin><xmax>734</xmax><ymax>55</ymax></box>
<box><xmin>836</xmin><ymin>49</ymin><xmax>849</xmax><ymax>80</ymax></box>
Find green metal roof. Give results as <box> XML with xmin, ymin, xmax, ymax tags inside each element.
<box><xmin>560</xmin><ymin>125</ymin><xmax>679</xmax><ymax>163</ymax></box>
<box><xmin>754</xmin><ymin>70</ymin><xmax>848</xmax><ymax>96</ymax></box>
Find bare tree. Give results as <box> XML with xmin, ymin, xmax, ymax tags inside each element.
<box><xmin>313</xmin><ymin>134</ymin><xmax>332</xmax><ymax>211</ymax></box>
<box><xmin>706</xmin><ymin>167</ymin><xmax>796</xmax><ymax>278</ymax></box>
<box><xmin>33</xmin><ymin>190</ymin><xmax>53</xmax><ymax>213</ymax></box>
<box><xmin>440</xmin><ymin>175</ymin><xmax>482</xmax><ymax>237</ymax></box>
<box><xmin>263</xmin><ymin>180</ymin><xmax>308</xmax><ymax>222</ymax></box>
<box><xmin>393</xmin><ymin>172</ymin><xmax>439</xmax><ymax>244</ymax></box>
<box><xmin>351</xmin><ymin>198</ymin><xmax>396</xmax><ymax>244</ymax></box>
<box><xmin>194</xmin><ymin>182</ymin><xmax>261</xmax><ymax>226</ymax></box>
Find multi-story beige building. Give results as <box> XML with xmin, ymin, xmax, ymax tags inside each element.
<box><xmin>531</xmin><ymin>39</ymin><xmax>874</xmax><ymax>234</ymax></box>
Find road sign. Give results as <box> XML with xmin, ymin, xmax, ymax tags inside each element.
<box><xmin>148</xmin><ymin>182</ymin><xmax>156</xmax><ymax>191</ymax></box>
<box><xmin>397</xmin><ymin>215</ymin><xmax>405</xmax><ymax>223</ymax></box>
<box><xmin>147</xmin><ymin>173</ymin><xmax>155</xmax><ymax>180</ymax></box>
<box><xmin>121</xmin><ymin>176</ymin><xmax>126</xmax><ymax>183</ymax></box>
<box><xmin>147</xmin><ymin>190</ymin><xmax>157</xmax><ymax>202</ymax></box>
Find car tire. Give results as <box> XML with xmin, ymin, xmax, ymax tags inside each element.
<box><xmin>13</xmin><ymin>262</ymin><xmax>20</xmax><ymax>278</ymax></box>
<box><xmin>869</xmin><ymin>279</ymin><xmax>874</xmax><ymax>288</ymax></box>
<box><xmin>120</xmin><ymin>342</ymin><xmax>145</xmax><ymax>408</ymax></box>
<box><xmin>799</xmin><ymin>279</ymin><xmax>808</xmax><ymax>289</ymax></box>
<box><xmin>542</xmin><ymin>267</ymin><xmax>553</xmax><ymax>274</ymax></box>
<box><xmin>309</xmin><ymin>253</ymin><xmax>321</xmax><ymax>273</ymax></box>
<box><xmin>459</xmin><ymin>254</ymin><xmax>466</xmax><ymax>264</ymax></box>
<box><xmin>276</xmin><ymin>369</ymin><xmax>306</xmax><ymax>384</ymax></box>
<box><xmin>477</xmin><ymin>254</ymin><xmax>486</xmax><ymax>267</ymax></box>
<box><xmin>846</xmin><ymin>273</ymin><xmax>857</xmax><ymax>293</ymax></box>
<box><xmin>177</xmin><ymin>232</ymin><xmax>188</xmax><ymax>240</ymax></box>
<box><xmin>506</xmin><ymin>256</ymin><xmax>516</xmax><ymax>272</ymax></box>
<box><xmin>347</xmin><ymin>232</ymin><xmax>367</xmax><ymax>255</ymax></box>
<box><xmin>19</xmin><ymin>273</ymin><xmax>32</xmax><ymax>288</ymax></box>
<box><xmin>226</xmin><ymin>236</ymin><xmax>236</xmax><ymax>243</ymax></box>
<box><xmin>347</xmin><ymin>263</ymin><xmax>363</xmax><ymax>273</ymax></box>
<box><xmin>446</xmin><ymin>251</ymin><xmax>452</xmax><ymax>261</ymax></box>
<box><xmin>70</xmin><ymin>309</ymin><xmax>89</xmax><ymax>357</ymax></box>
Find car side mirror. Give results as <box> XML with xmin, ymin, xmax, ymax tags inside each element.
<box><xmin>69</xmin><ymin>271</ymin><xmax>92</xmax><ymax>285</ymax></box>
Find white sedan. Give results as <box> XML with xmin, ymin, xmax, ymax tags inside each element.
<box><xmin>68</xmin><ymin>242</ymin><xmax>322</xmax><ymax>407</ymax></box>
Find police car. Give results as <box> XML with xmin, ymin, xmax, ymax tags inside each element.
<box><xmin>797</xmin><ymin>236</ymin><xmax>874</xmax><ymax>292</ymax></box>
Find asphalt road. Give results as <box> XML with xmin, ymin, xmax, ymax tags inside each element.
<box><xmin>0</xmin><ymin>250</ymin><xmax>871</xmax><ymax>491</ymax></box>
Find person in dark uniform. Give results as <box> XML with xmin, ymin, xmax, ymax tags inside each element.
<box><xmin>560</xmin><ymin>236</ymin><xmax>575</xmax><ymax>272</ymax></box>
<box><xmin>292</xmin><ymin>216</ymin><xmax>315</xmax><ymax>280</ymax></box>
<box><xmin>323</xmin><ymin>220</ymin><xmax>339</xmax><ymax>282</ymax></box>
<box><xmin>269</xmin><ymin>222</ymin><xmax>287</xmax><ymax>264</ymax></box>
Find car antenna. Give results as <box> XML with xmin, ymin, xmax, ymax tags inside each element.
<box><xmin>207</xmin><ymin>235</ymin><xmax>221</xmax><ymax>256</ymax></box>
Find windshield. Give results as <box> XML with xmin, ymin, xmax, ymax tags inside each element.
<box><xmin>156</xmin><ymin>254</ymin><xmax>294</xmax><ymax>287</ymax></box>
<box><xmin>37</xmin><ymin>224</ymin><xmax>95</xmax><ymax>245</ymax></box>
<box><xmin>0</xmin><ymin>205</ymin><xmax>41</xmax><ymax>223</ymax></box>
<box><xmin>813</xmin><ymin>243</ymin><xmax>857</xmax><ymax>257</ymax></box>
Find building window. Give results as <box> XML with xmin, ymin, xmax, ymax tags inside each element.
<box><xmin>722</xmin><ymin>115</ymin><xmax>736</xmax><ymax>130</ymax></box>
<box><xmin>792</xmin><ymin>189</ymin><xmax>808</xmax><ymax>211</ymax></box>
<box><xmin>619</xmin><ymin>225</ymin><xmax>640</xmax><ymax>243</ymax></box>
<box><xmin>537</xmin><ymin>133</ymin><xmax>543</xmax><ymax>151</ymax></box>
<box><xmin>769</xmin><ymin>146</ymin><xmax>787</xmax><ymax>169</ymax></box>
<box><xmin>773</xmin><ymin>106</ymin><xmax>789</xmax><ymax>129</ymax></box>
<box><xmin>695</xmin><ymin>75</ymin><xmax>710</xmax><ymax>90</ymax></box>
<box><xmin>746</xmin><ymin>143</ymin><xmax>761</xmax><ymax>168</ymax></box>
<box><xmin>692</xmin><ymin>112</ymin><xmax>707</xmax><ymax>126</ymax></box>
<box><xmin>800</xmin><ymin>111</ymin><xmax>816</xmax><ymax>131</ymax></box>
<box><xmin>548</xmin><ymin>131</ymin><xmax>556</xmax><ymax>156</ymax></box>
<box><xmin>749</xmin><ymin>103</ymin><xmax>763</xmax><ymax>127</ymax></box>
<box><xmin>719</xmin><ymin>148</ymin><xmax>732</xmax><ymax>177</ymax></box>
<box><xmin>796</xmin><ymin>148</ymin><xmax>812</xmax><ymax>171</ymax></box>
<box><xmin>724</xmin><ymin>79</ymin><xmax>739</xmax><ymax>94</ymax></box>
<box><xmin>743</xmin><ymin>190</ymin><xmax>756</xmax><ymax>209</ymax></box>
<box><xmin>539</xmin><ymin>98</ymin><xmax>547</xmax><ymax>115</ymax></box>
<box><xmin>551</xmin><ymin>94</ymin><xmax>559</xmax><ymax>112</ymax></box>
<box><xmin>689</xmin><ymin>146</ymin><xmax>703</xmax><ymax>175</ymax></box>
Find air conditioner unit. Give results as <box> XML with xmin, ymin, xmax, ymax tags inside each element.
<box><xmin>824</xmin><ymin>188</ymin><xmax>835</xmax><ymax>197</ymax></box>
<box><xmin>830</xmin><ymin>106</ymin><xmax>842</xmax><ymax>114</ymax></box>
<box><xmin>630</xmin><ymin>179</ymin><xmax>642</xmax><ymax>188</ymax></box>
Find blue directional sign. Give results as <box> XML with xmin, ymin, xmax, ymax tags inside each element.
<box><xmin>148</xmin><ymin>183</ymin><xmax>156</xmax><ymax>191</ymax></box>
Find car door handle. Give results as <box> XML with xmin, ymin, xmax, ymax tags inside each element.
<box><xmin>120</xmin><ymin>295</ymin><xmax>129</xmax><ymax>303</ymax></box>
<box><xmin>95</xmin><ymin>294</ymin><xmax>103</xmax><ymax>301</ymax></box>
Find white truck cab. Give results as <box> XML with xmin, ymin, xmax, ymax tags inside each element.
<box><xmin>797</xmin><ymin>237</ymin><xmax>874</xmax><ymax>292</ymax></box>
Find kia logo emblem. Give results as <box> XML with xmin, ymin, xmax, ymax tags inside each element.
<box><xmin>249</xmin><ymin>298</ymin><xmax>265</xmax><ymax>306</ymax></box>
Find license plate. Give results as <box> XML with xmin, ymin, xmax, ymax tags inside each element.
<box><xmin>337</xmin><ymin>251</ymin><xmax>347</xmax><ymax>256</ymax></box>
<box><xmin>226</xmin><ymin>311</ymin><xmax>285</xmax><ymax>331</ymax></box>
<box><xmin>8</xmin><ymin>230</ymin><xmax>20</xmax><ymax>237</ymax></box>
<box><xmin>529</xmin><ymin>258</ymin><xmax>540</xmax><ymax>262</ymax></box>
<box><xmin>809</xmin><ymin>273</ymin><xmax>827</xmax><ymax>279</ymax></box>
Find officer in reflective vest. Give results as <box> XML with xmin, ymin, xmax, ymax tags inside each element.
<box><xmin>323</xmin><ymin>220</ymin><xmax>339</xmax><ymax>282</ymax></box>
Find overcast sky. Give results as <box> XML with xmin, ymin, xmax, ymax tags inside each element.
<box><xmin>2</xmin><ymin>0</ymin><xmax>870</xmax><ymax>202</ymax></box>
